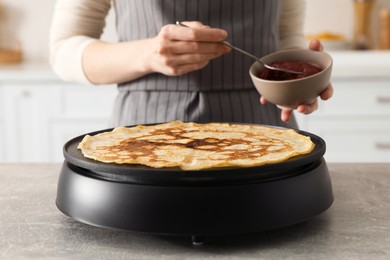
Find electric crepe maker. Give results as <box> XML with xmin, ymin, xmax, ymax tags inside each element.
<box><xmin>56</xmin><ymin>124</ymin><xmax>333</xmax><ymax>244</ymax></box>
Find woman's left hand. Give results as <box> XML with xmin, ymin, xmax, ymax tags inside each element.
<box><xmin>260</xmin><ymin>39</ymin><xmax>334</xmax><ymax>122</ymax></box>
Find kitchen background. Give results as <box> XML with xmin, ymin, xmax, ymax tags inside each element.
<box><xmin>1</xmin><ymin>0</ymin><xmax>390</xmax><ymax>62</ymax></box>
<box><xmin>0</xmin><ymin>0</ymin><xmax>390</xmax><ymax>163</ymax></box>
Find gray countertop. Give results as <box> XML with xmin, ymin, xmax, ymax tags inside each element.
<box><xmin>1</xmin><ymin>163</ymin><xmax>389</xmax><ymax>259</ymax></box>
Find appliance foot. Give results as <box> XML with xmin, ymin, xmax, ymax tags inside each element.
<box><xmin>191</xmin><ymin>235</ymin><xmax>204</xmax><ymax>246</ymax></box>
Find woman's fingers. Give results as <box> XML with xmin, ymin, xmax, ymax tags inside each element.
<box><xmin>149</xmin><ymin>22</ymin><xmax>230</xmax><ymax>76</ymax></box>
<box><xmin>158</xmin><ymin>40</ymin><xmax>229</xmax><ymax>55</ymax></box>
<box><xmin>320</xmin><ymin>83</ymin><xmax>334</xmax><ymax>101</ymax></box>
<box><xmin>259</xmin><ymin>96</ymin><xmax>267</xmax><ymax>104</ymax></box>
<box><xmin>281</xmin><ymin>108</ymin><xmax>294</xmax><ymax>122</ymax></box>
<box><xmin>296</xmin><ymin>100</ymin><xmax>319</xmax><ymax>114</ymax></box>
<box><xmin>261</xmin><ymin>97</ymin><xmax>320</xmax><ymax>122</ymax></box>
<box><xmin>159</xmin><ymin>23</ymin><xmax>227</xmax><ymax>43</ymax></box>
<box><xmin>309</xmin><ymin>39</ymin><xmax>324</xmax><ymax>51</ymax></box>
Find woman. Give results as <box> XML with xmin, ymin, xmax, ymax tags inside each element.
<box><xmin>50</xmin><ymin>0</ymin><xmax>333</xmax><ymax>128</ymax></box>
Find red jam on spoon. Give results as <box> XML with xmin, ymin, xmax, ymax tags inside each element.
<box><xmin>258</xmin><ymin>60</ymin><xmax>323</xmax><ymax>81</ymax></box>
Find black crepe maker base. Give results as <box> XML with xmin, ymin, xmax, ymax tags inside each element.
<box><xmin>56</xmin><ymin>126</ymin><xmax>333</xmax><ymax>245</ymax></box>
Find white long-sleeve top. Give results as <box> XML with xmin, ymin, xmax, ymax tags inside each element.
<box><xmin>49</xmin><ymin>0</ymin><xmax>306</xmax><ymax>84</ymax></box>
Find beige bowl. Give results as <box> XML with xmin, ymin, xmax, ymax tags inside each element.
<box><xmin>249</xmin><ymin>49</ymin><xmax>333</xmax><ymax>108</ymax></box>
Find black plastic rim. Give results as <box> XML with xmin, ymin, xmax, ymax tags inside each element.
<box><xmin>56</xmin><ymin>157</ymin><xmax>334</xmax><ymax>236</ymax></box>
<box><xmin>63</xmin><ymin>124</ymin><xmax>326</xmax><ymax>186</ymax></box>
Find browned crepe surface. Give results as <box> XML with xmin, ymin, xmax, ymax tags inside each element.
<box><xmin>78</xmin><ymin>121</ymin><xmax>315</xmax><ymax>170</ymax></box>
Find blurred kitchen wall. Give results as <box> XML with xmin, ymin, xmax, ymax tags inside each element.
<box><xmin>306</xmin><ymin>0</ymin><xmax>390</xmax><ymax>48</ymax></box>
<box><xmin>0</xmin><ymin>0</ymin><xmax>56</xmax><ymax>62</ymax></box>
<box><xmin>0</xmin><ymin>0</ymin><xmax>116</xmax><ymax>63</ymax></box>
<box><xmin>1</xmin><ymin>0</ymin><xmax>390</xmax><ymax>63</ymax></box>
<box><xmin>304</xmin><ymin>0</ymin><xmax>354</xmax><ymax>39</ymax></box>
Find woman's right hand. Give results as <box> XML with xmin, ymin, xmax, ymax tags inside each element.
<box><xmin>147</xmin><ymin>21</ymin><xmax>230</xmax><ymax>76</ymax></box>
<box><xmin>81</xmin><ymin>21</ymin><xmax>230</xmax><ymax>85</ymax></box>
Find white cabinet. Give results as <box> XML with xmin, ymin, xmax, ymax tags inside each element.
<box><xmin>0</xmin><ymin>64</ymin><xmax>117</xmax><ymax>162</ymax></box>
<box><xmin>295</xmin><ymin>51</ymin><xmax>390</xmax><ymax>163</ymax></box>
<box><xmin>46</xmin><ymin>83</ymin><xmax>117</xmax><ymax>162</ymax></box>
<box><xmin>1</xmin><ymin>82</ymin><xmax>62</xmax><ymax>162</ymax></box>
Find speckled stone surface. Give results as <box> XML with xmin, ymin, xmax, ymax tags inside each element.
<box><xmin>1</xmin><ymin>163</ymin><xmax>389</xmax><ymax>259</ymax></box>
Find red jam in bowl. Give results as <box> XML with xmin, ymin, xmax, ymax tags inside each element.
<box><xmin>258</xmin><ymin>60</ymin><xmax>323</xmax><ymax>81</ymax></box>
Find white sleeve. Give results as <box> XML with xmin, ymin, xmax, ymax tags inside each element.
<box><xmin>49</xmin><ymin>0</ymin><xmax>112</xmax><ymax>84</ymax></box>
<box><xmin>279</xmin><ymin>0</ymin><xmax>306</xmax><ymax>50</ymax></box>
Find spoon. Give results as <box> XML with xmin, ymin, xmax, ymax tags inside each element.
<box><xmin>176</xmin><ymin>21</ymin><xmax>302</xmax><ymax>76</ymax></box>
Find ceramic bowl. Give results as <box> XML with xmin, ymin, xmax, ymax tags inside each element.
<box><xmin>249</xmin><ymin>49</ymin><xmax>333</xmax><ymax>108</ymax></box>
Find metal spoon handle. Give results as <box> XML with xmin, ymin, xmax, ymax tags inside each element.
<box><xmin>220</xmin><ymin>41</ymin><xmax>263</xmax><ymax>63</ymax></box>
<box><xmin>221</xmin><ymin>40</ymin><xmax>303</xmax><ymax>75</ymax></box>
<box><xmin>176</xmin><ymin>22</ymin><xmax>262</xmax><ymax>62</ymax></box>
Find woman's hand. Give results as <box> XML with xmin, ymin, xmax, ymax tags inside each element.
<box><xmin>260</xmin><ymin>39</ymin><xmax>334</xmax><ymax>122</ymax></box>
<box><xmin>83</xmin><ymin>21</ymin><xmax>229</xmax><ymax>84</ymax></box>
<box><xmin>147</xmin><ymin>21</ymin><xmax>230</xmax><ymax>76</ymax></box>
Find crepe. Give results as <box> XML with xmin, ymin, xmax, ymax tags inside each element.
<box><xmin>77</xmin><ymin>121</ymin><xmax>315</xmax><ymax>170</ymax></box>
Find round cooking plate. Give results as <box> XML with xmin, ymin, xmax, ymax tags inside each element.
<box><xmin>63</xmin><ymin>125</ymin><xmax>326</xmax><ymax>186</ymax></box>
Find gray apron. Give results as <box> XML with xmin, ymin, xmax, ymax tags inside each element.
<box><xmin>111</xmin><ymin>0</ymin><xmax>297</xmax><ymax>128</ymax></box>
